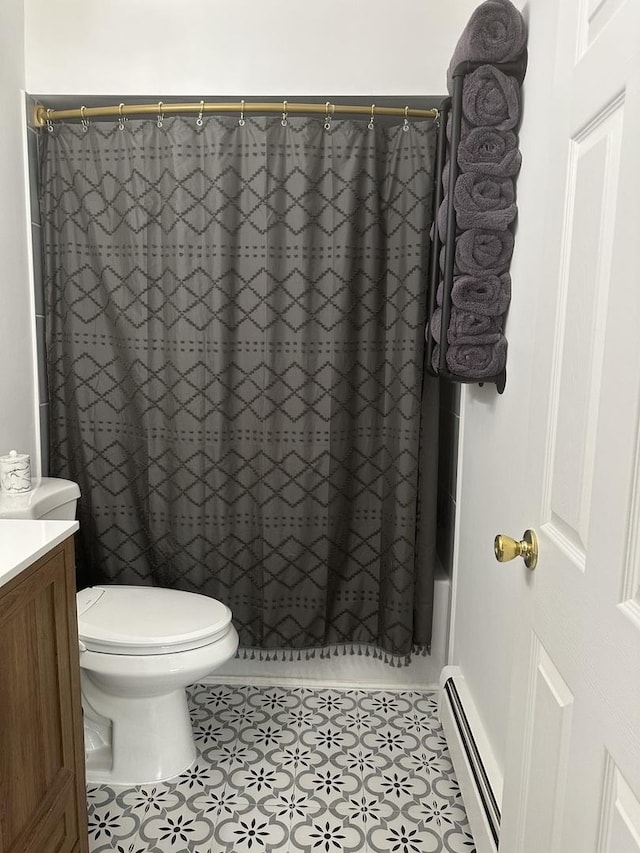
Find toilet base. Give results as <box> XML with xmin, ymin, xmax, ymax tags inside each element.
<box><xmin>78</xmin><ymin>624</ymin><xmax>239</xmax><ymax>785</ymax></box>
<box><xmin>82</xmin><ymin>674</ymin><xmax>197</xmax><ymax>785</ymax></box>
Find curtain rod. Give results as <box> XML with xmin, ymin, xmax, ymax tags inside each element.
<box><xmin>33</xmin><ymin>100</ymin><xmax>439</xmax><ymax>128</ymax></box>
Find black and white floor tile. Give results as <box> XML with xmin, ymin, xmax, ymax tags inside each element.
<box><xmin>87</xmin><ymin>684</ymin><xmax>476</xmax><ymax>853</ymax></box>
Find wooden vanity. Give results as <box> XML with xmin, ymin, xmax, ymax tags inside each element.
<box><xmin>0</xmin><ymin>521</ymin><xmax>88</xmax><ymax>853</ymax></box>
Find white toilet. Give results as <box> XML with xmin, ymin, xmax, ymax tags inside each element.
<box><xmin>0</xmin><ymin>477</ymin><xmax>239</xmax><ymax>786</ymax></box>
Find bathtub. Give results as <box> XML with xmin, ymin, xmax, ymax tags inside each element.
<box><xmin>207</xmin><ymin>566</ymin><xmax>450</xmax><ymax>691</ymax></box>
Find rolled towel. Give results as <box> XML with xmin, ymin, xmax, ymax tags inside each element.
<box><xmin>430</xmin><ymin>310</ymin><xmax>440</xmax><ymax>343</ymax></box>
<box><xmin>441</xmin><ymin>151</ymin><xmax>468</xmax><ymax>197</ymax></box>
<box><xmin>454</xmin><ymin>172</ymin><xmax>516</xmax><ymax>230</ymax></box>
<box><xmin>450</xmin><ymin>273</ymin><xmax>511</xmax><ymax>316</ymax></box>
<box><xmin>451</xmin><ymin>309</ymin><xmax>503</xmax><ymax>340</ymax></box>
<box><xmin>455</xmin><ymin>228</ymin><xmax>514</xmax><ymax>275</ymax></box>
<box><xmin>447</xmin><ymin>0</ymin><xmax>527</xmax><ymax>90</ymax></box>
<box><xmin>431</xmin><ymin>337</ymin><xmax>506</xmax><ymax>376</ymax></box>
<box><xmin>446</xmin><ymin>335</ymin><xmax>507</xmax><ymax>377</ymax></box>
<box><xmin>462</xmin><ymin>65</ymin><xmax>521</xmax><ymax>131</ymax></box>
<box><xmin>458</xmin><ymin>127</ymin><xmax>522</xmax><ymax>176</ymax></box>
<box><xmin>442</xmin><ymin>157</ymin><xmax>450</xmax><ymax>195</ymax></box>
<box><xmin>431</xmin><ymin>307</ymin><xmax>503</xmax><ymax>344</ymax></box>
<box><xmin>437</xmin><ymin>196</ymin><xmax>449</xmax><ymax>242</ymax></box>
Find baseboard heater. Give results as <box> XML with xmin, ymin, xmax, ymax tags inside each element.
<box><xmin>443</xmin><ymin>676</ymin><xmax>501</xmax><ymax>850</ymax></box>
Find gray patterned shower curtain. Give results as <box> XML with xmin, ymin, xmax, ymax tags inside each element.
<box><xmin>40</xmin><ymin>113</ymin><xmax>439</xmax><ymax>663</ymax></box>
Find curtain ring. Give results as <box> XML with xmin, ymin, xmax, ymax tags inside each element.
<box><xmin>157</xmin><ymin>101</ymin><xmax>164</xmax><ymax>129</ymax></box>
<box><xmin>368</xmin><ymin>104</ymin><xmax>375</xmax><ymax>130</ymax></box>
<box><xmin>239</xmin><ymin>99</ymin><xmax>245</xmax><ymax>127</ymax></box>
<box><xmin>324</xmin><ymin>101</ymin><xmax>332</xmax><ymax>131</ymax></box>
<box><xmin>281</xmin><ymin>100</ymin><xmax>288</xmax><ymax>127</ymax></box>
<box><xmin>80</xmin><ymin>105</ymin><xmax>89</xmax><ymax>133</ymax></box>
<box><xmin>403</xmin><ymin>105</ymin><xmax>410</xmax><ymax>132</ymax></box>
<box><xmin>196</xmin><ymin>100</ymin><xmax>204</xmax><ymax>127</ymax></box>
<box><xmin>46</xmin><ymin>108</ymin><xmax>54</xmax><ymax>133</ymax></box>
<box><xmin>117</xmin><ymin>103</ymin><xmax>126</xmax><ymax>131</ymax></box>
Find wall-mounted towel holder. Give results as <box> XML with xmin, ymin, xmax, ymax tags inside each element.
<box><xmin>426</xmin><ymin>53</ymin><xmax>528</xmax><ymax>396</ymax></box>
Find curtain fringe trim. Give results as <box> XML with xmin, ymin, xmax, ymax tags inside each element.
<box><xmin>236</xmin><ymin>642</ymin><xmax>430</xmax><ymax>668</ymax></box>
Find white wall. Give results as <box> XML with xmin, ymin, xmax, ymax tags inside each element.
<box><xmin>0</xmin><ymin>0</ymin><xmax>38</xmax><ymax>471</ymax></box>
<box><xmin>25</xmin><ymin>0</ymin><xmax>479</xmax><ymax>96</ymax></box>
<box><xmin>449</xmin><ymin>0</ymin><xmax>559</xmax><ymax>775</ymax></box>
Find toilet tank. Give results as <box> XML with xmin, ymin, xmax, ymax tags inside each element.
<box><xmin>0</xmin><ymin>477</ymin><xmax>80</xmax><ymax>520</ymax></box>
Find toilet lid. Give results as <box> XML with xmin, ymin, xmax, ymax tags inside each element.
<box><xmin>77</xmin><ymin>585</ymin><xmax>233</xmax><ymax>655</ymax></box>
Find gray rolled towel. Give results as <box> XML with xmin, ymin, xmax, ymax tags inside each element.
<box><xmin>458</xmin><ymin>127</ymin><xmax>522</xmax><ymax>176</ymax></box>
<box><xmin>454</xmin><ymin>172</ymin><xmax>516</xmax><ymax>230</ymax></box>
<box><xmin>447</xmin><ymin>0</ymin><xmax>527</xmax><ymax>90</ymax></box>
<box><xmin>455</xmin><ymin>228</ymin><xmax>514</xmax><ymax>275</ymax></box>
<box><xmin>437</xmin><ymin>196</ymin><xmax>450</xmax><ymax>242</ymax></box>
<box><xmin>441</xmin><ymin>150</ymin><xmax>467</xmax><ymax>197</ymax></box>
<box><xmin>448</xmin><ymin>335</ymin><xmax>507</xmax><ymax>377</ymax></box>
<box><xmin>442</xmin><ymin>157</ymin><xmax>450</xmax><ymax>195</ymax></box>
<box><xmin>450</xmin><ymin>273</ymin><xmax>511</xmax><ymax>316</ymax></box>
<box><xmin>432</xmin><ymin>336</ymin><xmax>507</xmax><ymax>378</ymax></box>
<box><xmin>462</xmin><ymin>65</ymin><xmax>521</xmax><ymax>131</ymax></box>
<box><xmin>431</xmin><ymin>306</ymin><xmax>503</xmax><ymax>344</ymax></box>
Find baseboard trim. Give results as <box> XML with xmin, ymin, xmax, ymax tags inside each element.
<box><xmin>439</xmin><ymin>667</ymin><xmax>501</xmax><ymax>853</ymax></box>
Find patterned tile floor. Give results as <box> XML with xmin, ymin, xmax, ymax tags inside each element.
<box><xmin>87</xmin><ymin>684</ymin><xmax>476</xmax><ymax>853</ymax></box>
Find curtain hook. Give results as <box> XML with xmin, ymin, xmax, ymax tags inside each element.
<box><xmin>80</xmin><ymin>105</ymin><xmax>89</xmax><ymax>133</ymax></box>
<box><xmin>196</xmin><ymin>100</ymin><xmax>204</xmax><ymax>128</ymax></box>
<box><xmin>403</xmin><ymin>105</ymin><xmax>410</xmax><ymax>132</ymax></box>
<box><xmin>239</xmin><ymin>99</ymin><xmax>245</xmax><ymax>127</ymax></box>
<box><xmin>117</xmin><ymin>103</ymin><xmax>126</xmax><ymax>131</ymax></box>
<box><xmin>368</xmin><ymin>103</ymin><xmax>375</xmax><ymax>130</ymax></box>
<box><xmin>157</xmin><ymin>101</ymin><xmax>164</xmax><ymax>129</ymax></box>
<box><xmin>46</xmin><ymin>108</ymin><xmax>54</xmax><ymax>133</ymax></box>
<box><xmin>324</xmin><ymin>101</ymin><xmax>333</xmax><ymax>131</ymax></box>
<box><xmin>281</xmin><ymin>100</ymin><xmax>288</xmax><ymax>127</ymax></box>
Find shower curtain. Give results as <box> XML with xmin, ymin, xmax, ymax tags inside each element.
<box><xmin>40</xmin><ymin>113</ymin><xmax>439</xmax><ymax>663</ymax></box>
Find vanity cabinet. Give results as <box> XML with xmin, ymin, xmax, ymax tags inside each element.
<box><xmin>0</xmin><ymin>536</ymin><xmax>88</xmax><ymax>853</ymax></box>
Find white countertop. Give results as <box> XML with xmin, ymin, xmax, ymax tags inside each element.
<box><xmin>0</xmin><ymin>519</ymin><xmax>79</xmax><ymax>589</ymax></box>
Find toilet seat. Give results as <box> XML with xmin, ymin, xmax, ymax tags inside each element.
<box><xmin>77</xmin><ymin>585</ymin><xmax>233</xmax><ymax>655</ymax></box>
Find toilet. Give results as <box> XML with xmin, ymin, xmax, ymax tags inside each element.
<box><xmin>0</xmin><ymin>477</ymin><xmax>239</xmax><ymax>786</ymax></box>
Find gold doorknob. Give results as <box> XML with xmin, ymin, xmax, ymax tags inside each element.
<box><xmin>494</xmin><ymin>529</ymin><xmax>538</xmax><ymax>569</ymax></box>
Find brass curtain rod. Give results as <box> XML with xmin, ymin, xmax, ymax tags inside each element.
<box><xmin>33</xmin><ymin>100</ymin><xmax>438</xmax><ymax>127</ymax></box>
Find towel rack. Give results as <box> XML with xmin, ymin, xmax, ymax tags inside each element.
<box><xmin>426</xmin><ymin>54</ymin><xmax>528</xmax><ymax>396</ymax></box>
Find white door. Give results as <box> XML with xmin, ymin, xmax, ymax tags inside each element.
<box><xmin>498</xmin><ymin>0</ymin><xmax>640</xmax><ymax>850</ymax></box>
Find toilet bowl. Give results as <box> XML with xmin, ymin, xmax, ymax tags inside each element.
<box><xmin>77</xmin><ymin>584</ymin><xmax>239</xmax><ymax>785</ymax></box>
<box><xmin>0</xmin><ymin>477</ymin><xmax>239</xmax><ymax>787</ymax></box>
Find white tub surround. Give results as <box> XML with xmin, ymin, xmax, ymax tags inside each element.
<box><xmin>213</xmin><ymin>569</ymin><xmax>451</xmax><ymax>691</ymax></box>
